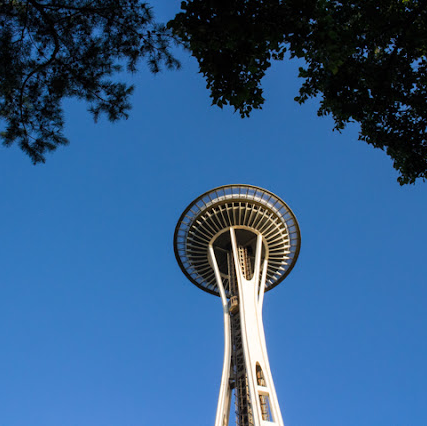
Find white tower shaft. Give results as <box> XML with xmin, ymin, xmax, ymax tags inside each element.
<box><xmin>209</xmin><ymin>227</ymin><xmax>285</xmax><ymax>426</ymax></box>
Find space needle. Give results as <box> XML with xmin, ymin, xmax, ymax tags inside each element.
<box><xmin>174</xmin><ymin>184</ymin><xmax>301</xmax><ymax>426</ymax></box>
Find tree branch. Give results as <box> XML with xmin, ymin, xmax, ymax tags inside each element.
<box><xmin>19</xmin><ymin>0</ymin><xmax>61</xmax><ymax>129</ymax></box>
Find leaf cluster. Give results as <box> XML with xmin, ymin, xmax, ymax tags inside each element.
<box><xmin>170</xmin><ymin>0</ymin><xmax>427</xmax><ymax>184</ymax></box>
<box><xmin>0</xmin><ymin>0</ymin><xmax>179</xmax><ymax>163</ymax></box>
<box><xmin>170</xmin><ymin>0</ymin><xmax>313</xmax><ymax>116</ymax></box>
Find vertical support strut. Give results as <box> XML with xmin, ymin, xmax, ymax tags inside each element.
<box><xmin>211</xmin><ymin>227</ymin><xmax>285</xmax><ymax>426</ymax></box>
<box><xmin>209</xmin><ymin>245</ymin><xmax>232</xmax><ymax>426</ymax></box>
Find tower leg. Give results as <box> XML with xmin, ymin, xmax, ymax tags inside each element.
<box><xmin>209</xmin><ymin>245</ymin><xmax>232</xmax><ymax>426</ymax></box>
<box><xmin>209</xmin><ymin>227</ymin><xmax>285</xmax><ymax>426</ymax></box>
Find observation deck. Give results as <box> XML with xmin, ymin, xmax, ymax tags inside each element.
<box><xmin>174</xmin><ymin>184</ymin><xmax>301</xmax><ymax>297</ymax></box>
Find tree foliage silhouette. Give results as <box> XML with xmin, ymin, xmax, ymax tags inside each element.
<box><xmin>2</xmin><ymin>0</ymin><xmax>427</xmax><ymax>184</ymax></box>
<box><xmin>170</xmin><ymin>0</ymin><xmax>427</xmax><ymax>184</ymax></box>
<box><xmin>0</xmin><ymin>0</ymin><xmax>178</xmax><ymax>163</ymax></box>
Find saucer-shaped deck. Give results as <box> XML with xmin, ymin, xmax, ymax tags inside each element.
<box><xmin>174</xmin><ymin>185</ymin><xmax>301</xmax><ymax>297</ymax></box>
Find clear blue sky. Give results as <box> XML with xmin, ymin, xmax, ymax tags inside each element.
<box><xmin>1</xmin><ymin>2</ymin><xmax>426</xmax><ymax>425</ymax></box>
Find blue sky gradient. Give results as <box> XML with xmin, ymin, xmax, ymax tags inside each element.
<box><xmin>1</xmin><ymin>2</ymin><xmax>426</xmax><ymax>425</ymax></box>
